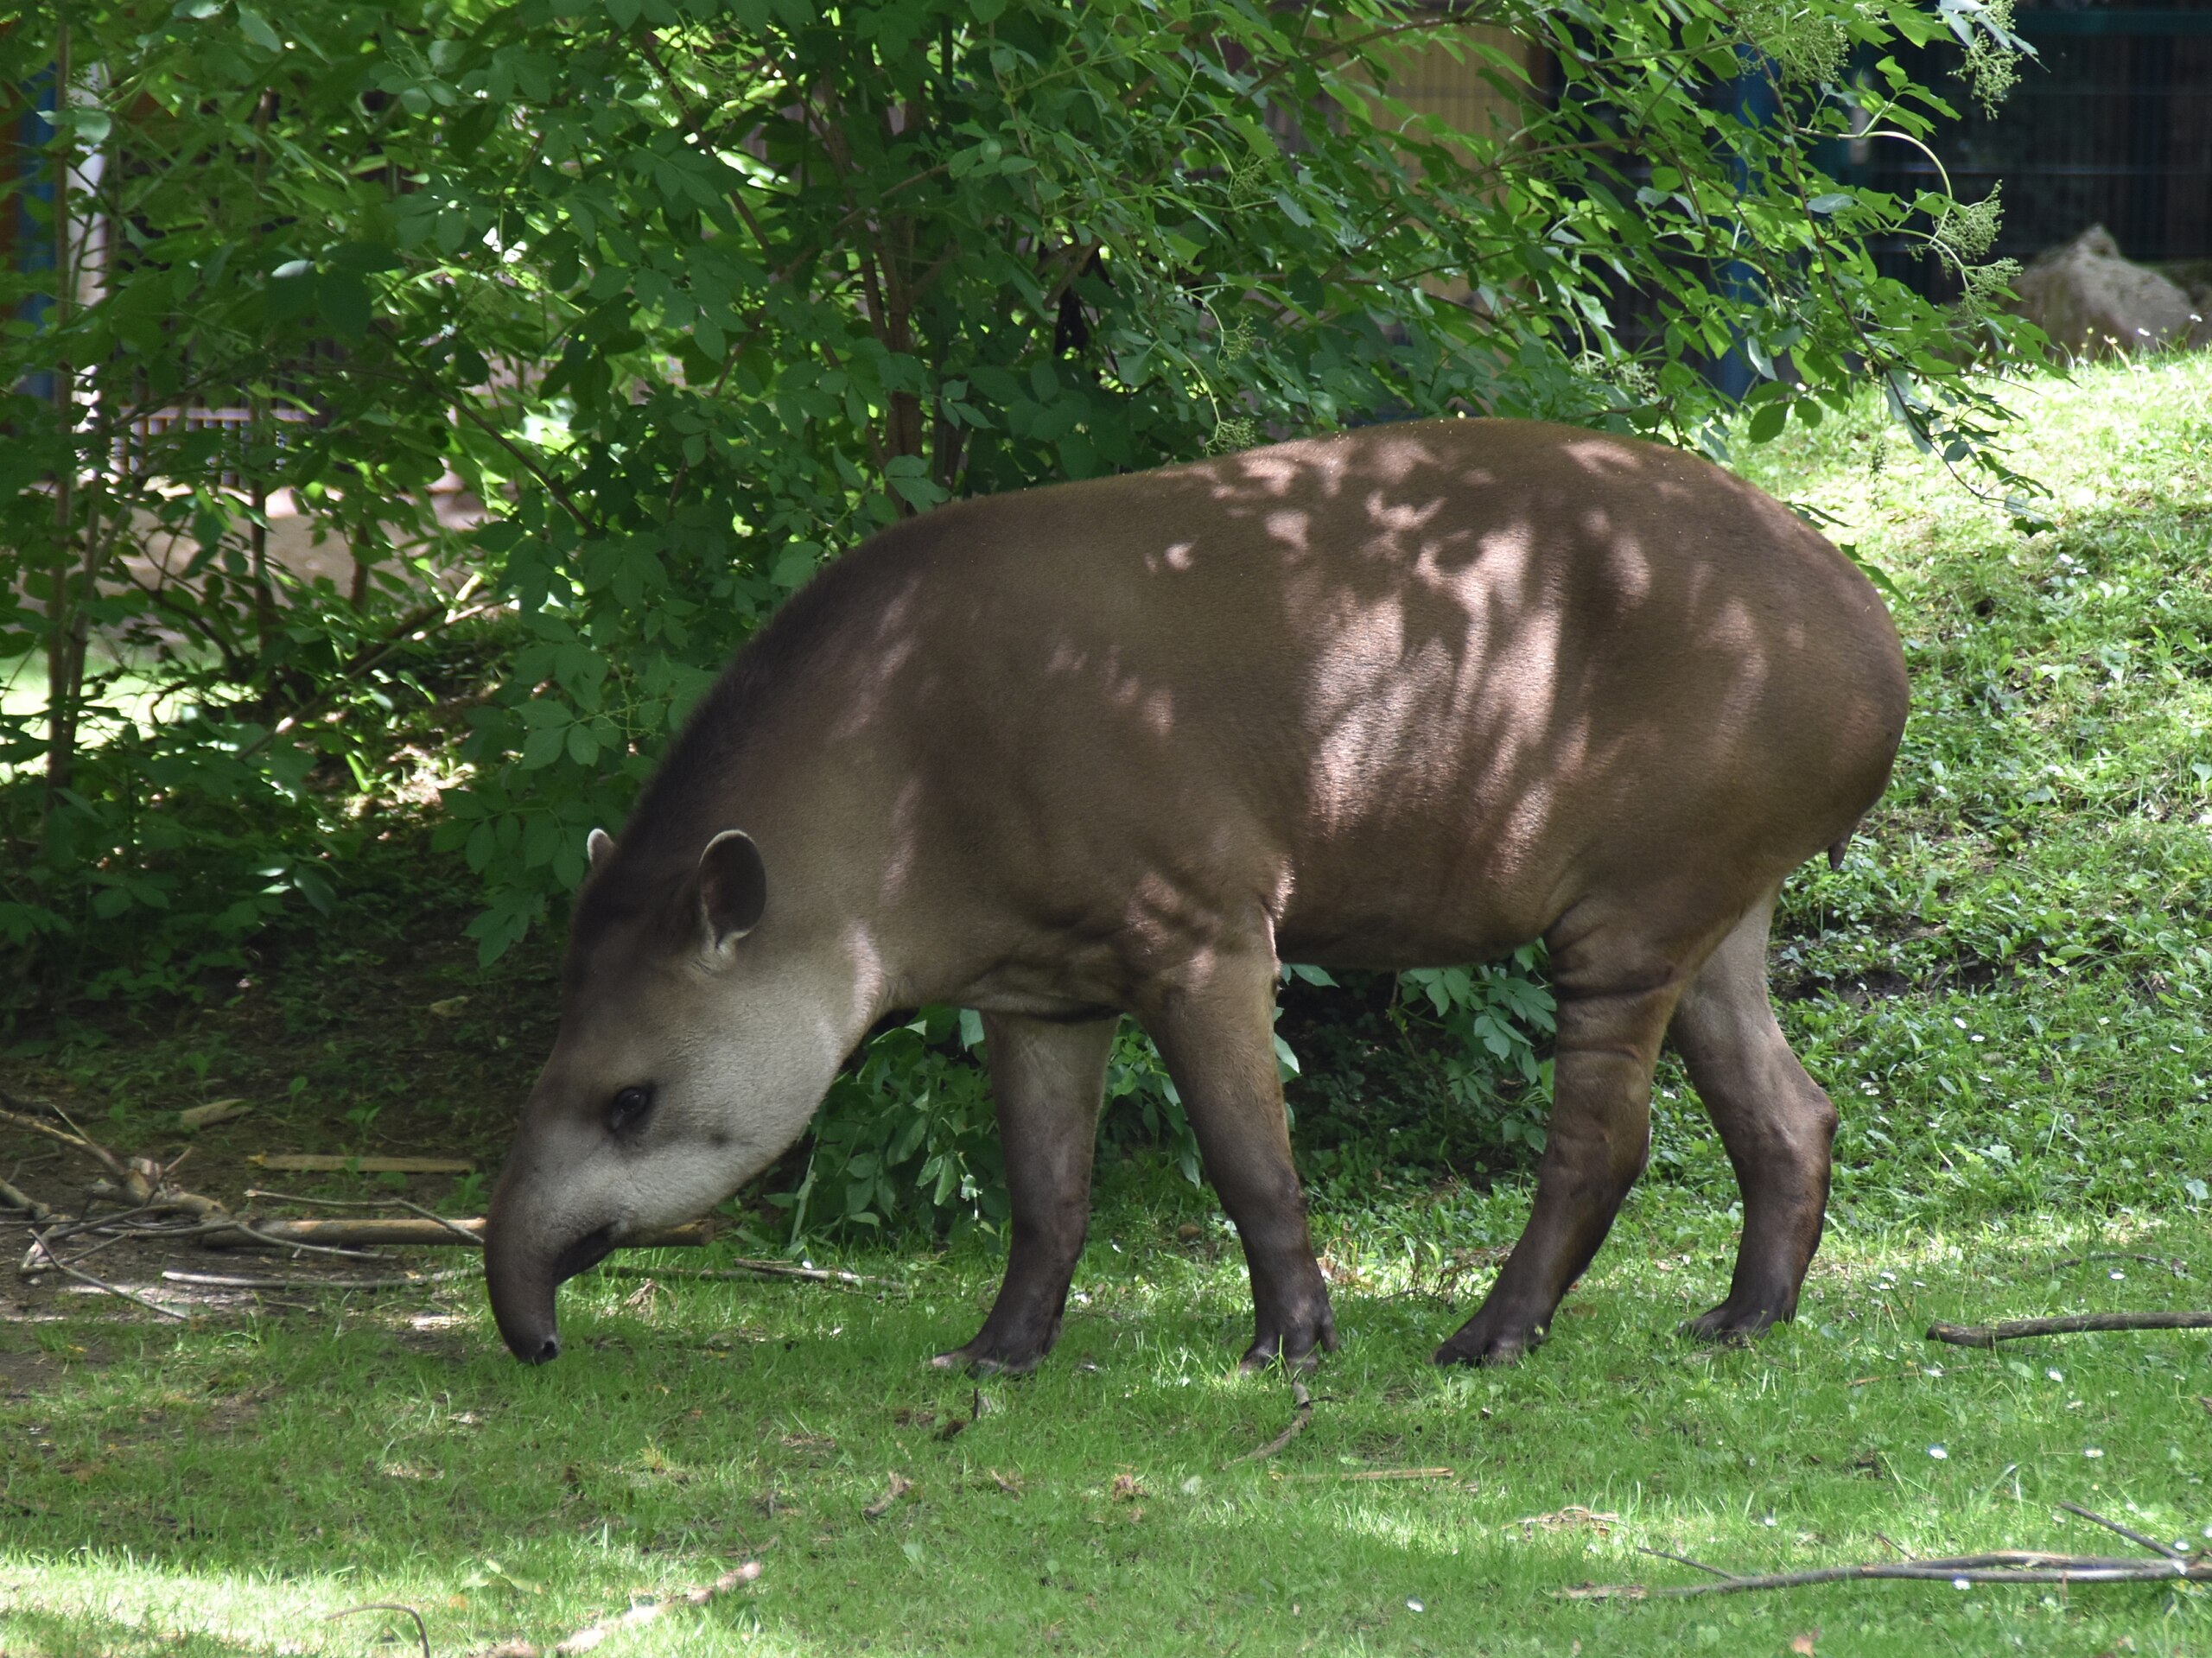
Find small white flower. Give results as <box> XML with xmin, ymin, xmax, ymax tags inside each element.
<box><xmin>1406</xmin><ymin>1598</ymin><xmax>1425</xmax><ymax>1613</ymax></box>
<box><xmin>2083</xmin><ymin>1447</ymin><xmax>2103</xmax><ymax>1459</ymax></box>
<box><xmin>1952</xmin><ymin>1577</ymin><xmax>1971</xmax><ymax>1591</ymax></box>
<box><xmin>1929</xmin><ymin>1445</ymin><xmax>1948</xmax><ymax>1460</ymax></box>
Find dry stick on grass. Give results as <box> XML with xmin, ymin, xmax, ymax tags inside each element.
<box><xmin>22</xmin><ymin>1223</ymin><xmax>189</xmax><ymax>1321</ymax></box>
<box><xmin>326</xmin><ymin>1604</ymin><xmax>431</xmax><ymax>1658</ymax></box>
<box><xmin>1568</xmin><ymin>1502</ymin><xmax>2209</xmax><ymax>1601</ymax></box>
<box><xmin>600</xmin><ymin>1259</ymin><xmax>890</xmax><ymax>1289</ymax></box>
<box><xmin>244</xmin><ymin>1187</ymin><xmax>486</xmax><ymax>1243</ymax></box>
<box><xmin>2056</xmin><ymin>1499</ymin><xmax>2191</xmax><ymax>1560</ymax></box>
<box><xmin>1273</xmin><ymin>1465</ymin><xmax>1455</xmax><ymax>1483</ymax></box>
<box><xmin>1565</xmin><ymin>1553</ymin><xmax>2212</xmax><ymax>1599</ymax></box>
<box><xmin>163</xmin><ymin>1267</ymin><xmax>481</xmax><ymax>1292</ymax></box>
<box><xmin>1229</xmin><ymin>1379</ymin><xmax>1313</xmax><ymax>1466</ymax></box>
<box><xmin>2048</xmin><ymin>1251</ymin><xmax>2188</xmax><ymax>1277</ymax></box>
<box><xmin>863</xmin><ymin>1473</ymin><xmax>914</xmax><ymax>1520</ymax></box>
<box><xmin>200</xmin><ymin>1217</ymin><xmax>712</xmax><ymax>1249</ymax></box>
<box><xmin>0</xmin><ymin>1177</ymin><xmax>58</xmax><ymax>1227</ymax></box>
<box><xmin>1927</xmin><ymin>1311</ymin><xmax>2212</xmax><ymax>1348</ymax></box>
<box><xmin>0</xmin><ymin>1105</ymin><xmax>130</xmax><ymax>1182</ymax></box>
<box><xmin>474</xmin><ymin>1562</ymin><xmax>764</xmax><ymax>1658</ymax></box>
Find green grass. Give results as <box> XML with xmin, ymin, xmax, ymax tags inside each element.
<box><xmin>5</xmin><ymin>354</ymin><xmax>2212</xmax><ymax>1655</ymax></box>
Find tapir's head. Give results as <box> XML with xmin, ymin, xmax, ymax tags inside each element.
<box><xmin>486</xmin><ymin>825</ymin><xmax>863</xmax><ymax>1363</ymax></box>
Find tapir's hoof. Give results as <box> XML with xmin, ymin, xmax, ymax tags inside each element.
<box><xmin>1682</xmin><ymin>1299</ymin><xmax>1789</xmax><ymax>1345</ymax></box>
<box><xmin>931</xmin><ymin>1334</ymin><xmax>1050</xmax><ymax>1376</ymax></box>
<box><xmin>1433</xmin><ymin>1313</ymin><xmax>1547</xmax><ymax>1368</ymax></box>
<box><xmin>1237</xmin><ymin>1309</ymin><xmax>1338</xmax><ymax>1375</ymax></box>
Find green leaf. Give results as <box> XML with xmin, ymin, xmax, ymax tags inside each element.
<box><xmin>1807</xmin><ymin>193</ymin><xmax>1854</xmax><ymax>214</ymax></box>
<box><xmin>519</xmin><ymin>726</ymin><xmax>569</xmax><ymax>770</ymax></box>
<box><xmin>235</xmin><ymin>3</ymin><xmax>283</xmax><ymax>48</ymax></box>
<box><xmin>318</xmin><ymin>270</ymin><xmax>372</xmax><ymax>338</ymax></box>
<box><xmin>1745</xmin><ymin>399</ymin><xmax>1789</xmax><ymax>443</ymax></box>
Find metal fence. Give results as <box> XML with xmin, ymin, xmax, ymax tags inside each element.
<box><xmin>1855</xmin><ymin>3</ymin><xmax>2212</xmax><ymax>288</ymax></box>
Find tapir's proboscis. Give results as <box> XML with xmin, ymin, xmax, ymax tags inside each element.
<box><xmin>486</xmin><ymin>418</ymin><xmax>1908</xmax><ymax>1375</ymax></box>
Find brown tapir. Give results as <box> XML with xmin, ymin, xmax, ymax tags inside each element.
<box><xmin>485</xmin><ymin>417</ymin><xmax>1908</xmax><ymax>1373</ymax></box>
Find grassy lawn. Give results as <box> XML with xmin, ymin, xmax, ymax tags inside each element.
<box><xmin>4</xmin><ymin>355</ymin><xmax>2211</xmax><ymax>1655</ymax></box>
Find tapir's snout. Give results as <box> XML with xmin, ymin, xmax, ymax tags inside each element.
<box><xmin>486</xmin><ymin>1157</ymin><xmax>619</xmax><ymax>1364</ymax></box>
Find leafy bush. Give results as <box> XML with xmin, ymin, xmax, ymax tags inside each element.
<box><xmin>4</xmin><ymin>0</ymin><xmax>2038</xmax><ymax>1221</ymax></box>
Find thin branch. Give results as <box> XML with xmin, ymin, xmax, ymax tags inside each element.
<box><xmin>1637</xmin><ymin>1547</ymin><xmax>1742</xmax><ymax>1582</ymax></box>
<box><xmin>1228</xmin><ymin>1380</ymin><xmax>1313</xmax><ymax>1466</ymax></box>
<box><xmin>1927</xmin><ymin>1312</ymin><xmax>2212</xmax><ymax>1349</ymax></box>
<box><xmin>2049</xmin><ymin>1252</ymin><xmax>2188</xmax><ymax>1278</ymax></box>
<box><xmin>163</xmin><ymin>1267</ymin><xmax>480</xmax><ymax>1291</ymax></box>
<box><xmin>1565</xmin><ymin>1554</ymin><xmax>2210</xmax><ymax>1600</ymax></box>
<box><xmin>2057</xmin><ymin>1502</ymin><xmax>2190</xmax><ymax>1562</ymax></box>
<box><xmin>243</xmin><ymin>1187</ymin><xmax>487</xmax><ymax>1244</ymax></box>
<box><xmin>326</xmin><ymin>1604</ymin><xmax>430</xmax><ymax>1658</ymax></box>
<box><xmin>24</xmin><ymin>1223</ymin><xmax>189</xmax><ymax>1321</ymax></box>
<box><xmin>0</xmin><ymin>1106</ymin><xmax>130</xmax><ymax>1181</ymax></box>
<box><xmin>598</xmin><ymin>1259</ymin><xmax>893</xmax><ymax>1290</ymax></box>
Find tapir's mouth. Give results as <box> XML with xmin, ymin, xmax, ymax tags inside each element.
<box><xmin>486</xmin><ymin>1222</ymin><xmax>618</xmax><ymax>1365</ymax></box>
<box><xmin>550</xmin><ymin>1223</ymin><xmax>618</xmax><ymax>1286</ymax></box>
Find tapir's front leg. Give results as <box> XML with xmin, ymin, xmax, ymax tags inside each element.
<box><xmin>1141</xmin><ymin>952</ymin><xmax>1337</xmax><ymax>1372</ymax></box>
<box><xmin>932</xmin><ymin>1013</ymin><xmax>1117</xmax><ymax>1375</ymax></box>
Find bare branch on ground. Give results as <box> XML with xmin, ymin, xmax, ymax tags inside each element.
<box><xmin>23</xmin><ymin>1223</ymin><xmax>189</xmax><ymax>1321</ymax></box>
<box><xmin>1927</xmin><ymin>1311</ymin><xmax>2212</xmax><ymax>1348</ymax></box>
<box><xmin>470</xmin><ymin>1562</ymin><xmax>762</xmax><ymax>1658</ymax></box>
<box><xmin>2048</xmin><ymin>1251</ymin><xmax>2188</xmax><ymax>1277</ymax></box>
<box><xmin>599</xmin><ymin>1258</ymin><xmax>889</xmax><ymax>1289</ymax></box>
<box><xmin>1570</xmin><ymin>1502</ymin><xmax>2208</xmax><ymax>1600</ymax></box>
<box><xmin>862</xmin><ymin>1472</ymin><xmax>914</xmax><ymax>1520</ymax></box>
<box><xmin>326</xmin><ymin>1604</ymin><xmax>430</xmax><ymax>1658</ymax></box>
<box><xmin>1228</xmin><ymin>1379</ymin><xmax>1313</xmax><ymax>1466</ymax></box>
<box><xmin>162</xmin><ymin>1267</ymin><xmax>480</xmax><ymax>1291</ymax></box>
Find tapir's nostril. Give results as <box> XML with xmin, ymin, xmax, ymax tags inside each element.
<box><xmin>528</xmin><ymin>1333</ymin><xmax>562</xmax><ymax>1365</ymax></box>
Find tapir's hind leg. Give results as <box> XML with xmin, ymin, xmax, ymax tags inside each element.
<box><xmin>932</xmin><ymin>1013</ymin><xmax>1117</xmax><ymax>1375</ymax></box>
<box><xmin>1433</xmin><ymin>956</ymin><xmax>1683</xmax><ymax>1367</ymax></box>
<box><xmin>1141</xmin><ymin>950</ymin><xmax>1338</xmax><ymax>1373</ymax></box>
<box><xmin>1669</xmin><ymin>886</ymin><xmax>1839</xmax><ymax>1343</ymax></box>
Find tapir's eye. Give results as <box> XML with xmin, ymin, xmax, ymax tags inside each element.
<box><xmin>608</xmin><ymin>1085</ymin><xmax>654</xmax><ymax>1134</ymax></box>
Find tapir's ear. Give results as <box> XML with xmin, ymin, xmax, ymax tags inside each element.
<box><xmin>586</xmin><ymin>828</ymin><xmax>617</xmax><ymax>872</ymax></box>
<box><xmin>697</xmin><ymin>829</ymin><xmax>767</xmax><ymax>949</ymax></box>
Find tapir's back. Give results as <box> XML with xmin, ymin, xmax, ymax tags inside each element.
<box><xmin>730</xmin><ymin>418</ymin><xmax>1906</xmax><ymax>971</ymax></box>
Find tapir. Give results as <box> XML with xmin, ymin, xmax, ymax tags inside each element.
<box><xmin>486</xmin><ymin>416</ymin><xmax>1908</xmax><ymax>1374</ymax></box>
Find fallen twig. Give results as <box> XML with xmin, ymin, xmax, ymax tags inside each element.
<box><xmin>24</xmin><ymin>1223</ymin><xmax>188</xmax><ymax>1321</ymax></box>
<box><xmin>177</xmin><ymin>1099</ymin><xmax>251</xmax><ymax>1130</ymax></box>
<box><xmin>326</xmin><ymin>1603</ymin><xmax>430</xmax><ymax>1658</ymax></box>
<box><xmin>1564</xmin><ymin>1553</ymin><xmax>2210</xmax><ymax>1598</ymax></box>
<box><xmin>599</xmin><ymin>1258</ymin><xmax>889</xmax><ymax>1289</ymax></box>
<box><xmin>1273</xmin><ymin>1465</ymin><xmax>1455</xmax><ymax>1483</ymax></box>
<box><xmin>200</xmin><ymin>1217</ymin><xmax>711</xmax><ymax>1249</ymax></box>
<box><xmin>471</xmin><ymin>1562</ymin><xmax>761</xmax><ymax>1658</ymax></box>
<box><xmin>0</xmin><ymin>1106</ymin><xmax>130</xmax><ymax>1181</ymax></box>
<box><xmin>1228</xmin><ymin>1379</ymin><xmax>1313</xmax><ymax>1466</ymax></box>
<box><xmin>1927</xmin><ymin>1311</ymin><xmax>2212</xmax><ymax>1348</ymax></box>
<box><xmin>162</xmin><ymin>1267</ymin><xmax>481</xmax><ymax>1292</ymax></box>
<box><xmin>1571</xmin><ymin>1501</ymin><xmax>2209</xmax><ymax>1600</ymax></box>
<box><xmin>0</xmin><ymin>1177</ymin><xmax>58</xmax><ymax>1227</ymax></box>
<box><xmin>862</xmin><ymin>1472</ymin><xmax>913</xmax><ymax>1519</ymax></box>
<box><xmin>244</xmin><ymin>1187</ymin><xmax>485</xmax><ymax>1244</ymax></box>
<box><xmin>2056</xmin><ymin>1500</ymin><xmax>2190</xmax><ymax>1561</ymax></box>
<box><xmin>2049</xmin><ymin>1251</ymin><xmax>2187</xmax><ymax>1277</ymax></box>
<box><xmin>250</xmin><ymin>1153</ymin><xmax>474</xmax><ymax>1173</ymax></box>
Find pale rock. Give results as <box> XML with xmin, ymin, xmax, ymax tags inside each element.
<box><xmin>2010</xmin><ymin>225</ymin><xmax>2209</xmax><ymax>359</ymax></box>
